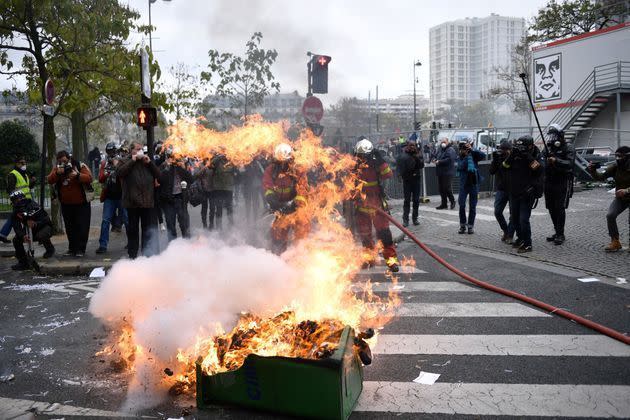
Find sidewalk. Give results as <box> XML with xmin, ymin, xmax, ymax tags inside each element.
<box><xmin>0</xmin><ymin>188</ymin><xmax>625</xmax><ymax>278</ymax></box>
<box><xmin>387</xmin><ymin>187</ymin><xmax>629</xmax><ymax>280</ymax></box>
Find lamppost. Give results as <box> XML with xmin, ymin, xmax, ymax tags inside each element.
<box><xmin>148</xmin><ymin>0</ymin><xmax>171</xmax><ymax>53</ymax></box>
<box><xmin>413</xmin><ymin>60</ymin><xmax>422</xmax><ymax>129</ymax></box>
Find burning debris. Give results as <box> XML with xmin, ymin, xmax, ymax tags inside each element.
<box><xmin>89</xmin><ymin>117</ymin><xmax>404</xmax><ymax>410</ymax></box>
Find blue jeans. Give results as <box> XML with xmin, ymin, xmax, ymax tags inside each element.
<box><xmin>494</xmin><ymin>190</ymin><xmax>514</xmax><ymax>237</ymax></box>
<box><xmin>458</xmin><ymin>184</ymin><xmax>479</xmax><ymax>227</ymax></box>
<box><xmin>99</xmin><ymin>199</ymin><xmax>128</xmax><ymax>249</ymax></box>
<box><xmin>0</xmin><ymin>214</ymin><xmax>13</xmax><ymax>238</ymax></box>
<box><xmin>510</xmin><ymin>194</ymin><xmax>535</xmax><ymax>246</ymax></box>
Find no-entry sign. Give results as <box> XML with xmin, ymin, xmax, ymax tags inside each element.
<box><xmin>302</xmin><ymin>96</ymin><xmax>324</xmax><ymax>123</ymax></box>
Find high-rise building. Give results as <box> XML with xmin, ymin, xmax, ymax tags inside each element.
<box><xmin>429</xmin><ymin>13</ymin><xmax>526</xmax><ymax>114</ymax></box>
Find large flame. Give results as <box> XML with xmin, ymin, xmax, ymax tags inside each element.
<box><xmin>93</xmin><ymin>116</ymin><xmax>403</xmax><ymax>400</ymax></box>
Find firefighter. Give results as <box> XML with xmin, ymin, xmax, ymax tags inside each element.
<box><xmin>263</xmin><ymin>143</ymin><xmax>309</xmax><ymax>254</ymax></box>
<box><xmin>353</xmin><ymin>137</ymin><xmax>399</xmax><ymax>272</ymax></box>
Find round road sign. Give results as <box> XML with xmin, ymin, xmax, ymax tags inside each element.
<box><xmin>45</xmin><ymin>79</ymin><xmax>55</xmax><ymax>105</ymax></box>
<box><xmin>302</xmin><ymin>96</ymin><xmax>324</xmax><ymax>123</ymax></box>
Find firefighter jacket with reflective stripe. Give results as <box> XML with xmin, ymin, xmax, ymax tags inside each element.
<box><xmin>262</xmin><ymin>163</ymin><xmax>307</xmax><ymax>205</ymax></box>
<box><xmin>355</xmin><ymin>157</ymin><xmax>393</xmax><ymax>214</ymax></box>
<box><xmin>9</xmin><ymin>169</ymin><xmax>32</xmax><ymax>199</ymax></box>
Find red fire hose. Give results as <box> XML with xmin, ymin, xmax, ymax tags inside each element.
<box><xmin>377</xmin><ymin>209</ymin><xmax>630</xmax><ymax>346</ymax></box>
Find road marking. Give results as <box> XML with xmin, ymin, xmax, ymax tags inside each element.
<box><xmin>359</xmin><ymin>266</ymin><xmax>426</xmax><ymax>274</ymax></box>
<box><xmin>353</xmin><ymin>281</ymin><xmax>479</xmax><ymax>293</ymax></box>
<box><xmin>475</xmin><ymin>205</ymin><xmax>546</xmax><ymax>216</ymax></box>
<box><xmin>0</xmin><ymin>396</ymin><xmax>127</xmax><ymax>418</ymax></box>
<box><xmin>417</xmin><ymin>206</ymin><xmax>497</xmax><ymax>221</ymax></box>
<box><xmin>355</xmin><ymin>382</ymin><xmax>630</xmax><ymax>417</ymax></box>
<box><xmin>372</xmin><ymin>334</ymin><xmax>630</xmax><ymax>357</ymax></box>
<box><xmin>395</xmin><ymin>302</ymin><xmax>550</xmax><ymax>317</ymax></box>
<box><xmin>66</xmin><ymin>284</ymin><xmax>99</xmax><ymax>292</ymax></box>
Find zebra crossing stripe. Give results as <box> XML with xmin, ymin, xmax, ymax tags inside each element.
<box><xmin>355</xmin><ymin>382</ymin><xmax>630</xmax><ymax>417</ymax></box>
<box><xmin>395</xmin><ymin>302</ymin><xmax>550</xmax><ymax>317</ymax></box>
<box><xmin>353</xmin><ymin>281</ymin><xmax>479</xmax><ymax>292</ymax></box>
<box><xmin>66</xmin><ymin>284</ymin><xmax>99</xmax><ymax>293</ymax></box>
<box><xmin>359</xmin><ymin>266</ymin><xmax>427</xmax><ymax>274</ymax></box>
<box><xmin>372</xmin><ymin>334</ymin><xmax>630</xmax><ymax>357</ymax></box>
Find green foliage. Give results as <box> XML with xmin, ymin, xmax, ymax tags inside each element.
<box><xmin>0</xmin><ymin>120</ymin><xmax>39</xmax><ymax>164</ymax></box>
<box><xmin>161</xmin><ymin>62</ymin><xmax>202</xmax><ymax>122</ymax></box>
<box><xmin>529</xmin><ymin>0</ymin><xmax>628</xmax><ymax>43</ymax></box>
<box><xmin>487</xmin><ymin>37</ymin><xmax>532</xmax><ymax>115</ymax></box>
<box><xmin>201</xmin><ymin>32</ymin><xmax>280</xmax><ymax>116</ymax></box>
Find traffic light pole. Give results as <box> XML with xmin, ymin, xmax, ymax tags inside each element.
<box><xmin>306</xmin><ymin>52</ymin><xmax>312</xmax><ymax>97</ymax></box>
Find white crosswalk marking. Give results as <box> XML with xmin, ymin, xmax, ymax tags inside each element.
<box><xmin>395</xmin><ymin>302</ymin><xmax>550</xmax><ymax>317</ymax></box>
<box><xmin>373</xmin><ymin>334</ymin><xmax>630</xmax><ymax>356</ymax></box>
<box><xmin>356</xmin><ymin>382</ymin><xmax>630</xmax><ymax>417</ymax></box>
<box><xmin>359</xmin><ymin>266</ymin><xmax>426</xmax><ymax>274</ymax></box>
<box><xmin>353</xmin><ymin>281</ymin><xmax>480</xmax><ymax>292</ymax></box>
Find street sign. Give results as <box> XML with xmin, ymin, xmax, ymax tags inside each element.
<box><xmin>140</xmin><ymin>49</ymin><xmax>151</xmax><ymax>100</ymax></box>
<box><xmin>45</xmin><ymin>79</ymin><xmax>54</xmax><ymax>105</ymax></box>
<box><xmin>302</xmin><ymin>96</ymin><xmax>324</xmax><ymax>123</ymax></box>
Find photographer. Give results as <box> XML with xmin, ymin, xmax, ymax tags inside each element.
<box><xmin>47</xmin><ymin>150</ymin><xmax>93</xmax><ymax>257</ymax></box>
<box><xmin>489</xmin><ymin>140</ymin><xmax>514</xmax><ymax>243</ymax></box>
<box><xmin>396</xmin><ymin>140</ymin><xmax>424</xmax><ymax>227</ymax></box>
<box><xmin>118</xmin><ymin>142</ymin><xmax>161</xmax><ymax>259</ymax></box>
<box><xmin>588</xmin><ymin>146</ymin><xmax>630</xmax><ymax>252</ymax></box>
<box><xmin>502</xmin><ymin>135</ymin><xmax>544</xmax><ymax>253</ymax></box>
<box><xmin>456</xmin><ymin>140</ymin><xmax>486</xmax><ymax>234</ymax></box>
<box><xmin>9</xmin><ymin>190</ymin><xmax>55</xmax><ymax>270</ymax></box>
<box><xmin>432</xmin><ymin>138</ymin><xmax>457</xmax><ymax>210</ymax></box>
<box><xmin>1</xmin><ymin>156</ymin><xmax>37</xmax><ymax>243</ymax></box>
<box><xmin>158</xmin><ymin>151</ymin><xmax>193</xmax><ymax>241</ymax></box>
<box><xmin>95</xmin><ymin>142</ymin><xmax>128</xmax><ymax>254</ymax></box>
<box><xmin>542</xmin><ymin>124</ymin><xmax>575</xmax><ymax>245</ymax></box>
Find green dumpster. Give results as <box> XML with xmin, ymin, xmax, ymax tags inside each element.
<box><xmin>196</xmin><ymin>326</ymin><xmax>364</xmax><ymax>419</ymax></box>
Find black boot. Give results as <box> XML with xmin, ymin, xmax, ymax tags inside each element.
<box><xmin>436</xmin><ymin>204</ymin><xmax>447</xmax><ymax>210</ymax></box>
<box><xmin>546</xmin><ymin>234</ymin><xmax>556</xmax><ymax>242</ymax></box>
<box><xmin>413</xmin><ymin>219</ymin><xmax>420</xmax><ymax>226</ymax></box>
<box><xmin>42</xmin><ymin>240</ymin><xmax>55</xmax><ymax>259</ymax></box>
<box><xmin>402</xmin><ymin>219</ymin><xmax>409</xmax><ymax>227</ymax></box>
<box><xmin>554</xmin><ymin>234</ymin><xmax>565</xmax><ymax>245</ymax></box>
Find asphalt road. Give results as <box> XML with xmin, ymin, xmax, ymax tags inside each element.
<box><xmin>0</xmin><ymin>226</ymin><xmax>628</xmax><ymax>419</ymax></box>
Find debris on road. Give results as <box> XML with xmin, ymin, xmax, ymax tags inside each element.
<box><xmin>0</xmin><ymin>373</ymin><xmax>15</xmax><ymax>382</ymax></box>
<box><xmin>413</xmin><ymin>371</ymin><xmax>441</xmax><ymax>385</ymax></box>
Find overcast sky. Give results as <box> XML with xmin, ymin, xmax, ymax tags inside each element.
<box><xmin>129</xmin><ymin>0</ymin><xmax>549</xmax><ymax>106</ymax></box>
<box><xmin>2</xmin><ymin>0</ymin><xmax>549</xmax><ymax>107</ymax></box>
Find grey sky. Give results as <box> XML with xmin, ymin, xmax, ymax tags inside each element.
<box><xmin>133</xmin><ymin>0</ymin><xmax>548</xmax><ymax>106</ymax></box>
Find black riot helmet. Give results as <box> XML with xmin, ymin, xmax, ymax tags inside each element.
<box><xmin>546</xmin><ymin>123</ymin><xmax>565</xmax><ymax>148</ymax></box>
<box><xmin>514</xmin><ymin>135</ymin><xmax>534</xmax><ymax>154</ymax></box>
<box><xmin>105</xmin><ymin>142</ymin><xmax>117</xmax><ymax>157</ymax></box>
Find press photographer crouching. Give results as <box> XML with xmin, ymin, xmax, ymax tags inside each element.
<box><xmin>588</xmin><ymin>146</ymin><xmax>630</xmax><ymax>252</ymax></box>
<box><xmin>502</xmin><ymin>135</ymin><xmax>544</xmax><ymax>253</ymax></box>
<box><xmin>10</xmin><ymin>190</ymin><xmax>55</xmax><ymax>270</ymax></box>
<box><xmin>47</xmin><ymin>150</ymin><xmax>93</xmax><ymax>257</ymax></box>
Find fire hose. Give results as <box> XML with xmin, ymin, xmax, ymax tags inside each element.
<box><xmin>376</xmin><ymin>208</ymin><xmax>630</xmax><ymax>346</ymax></box>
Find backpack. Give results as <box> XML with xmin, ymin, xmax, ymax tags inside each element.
<box><xmin>187</xmin><ymin>179</ymin><xmax>205</xmax><ymax>207</ymax></box>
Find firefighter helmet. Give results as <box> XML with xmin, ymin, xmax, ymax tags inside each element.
<box><xmin>274</xmin><ymin>143</ymin><xmax>293</xmax><ymax>162</ymax></box>
<box><xmin>355</xmin><ymin>138</ymin><xmax>374</xmax><ymax>155</ymax></box>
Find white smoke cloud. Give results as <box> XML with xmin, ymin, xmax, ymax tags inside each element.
<box><xmin>88</xmin><ymin>235</ymin><xmax>305</xmax><ymax>409</ymax></box>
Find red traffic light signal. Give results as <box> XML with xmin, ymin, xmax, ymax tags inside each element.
<box><xmin>310</xmin><ymin>54</ymin><xmax>331</xmax><ymax>94</ymax></box>
<box><xmin>316</xmin><ymin>55</ymin><xmax>331</xmax><ymax>67</ymax></box>
<box><xmin>136</xmin><ymin>106</ymin><xmax>157</xmax><ymax>128</ymax></box>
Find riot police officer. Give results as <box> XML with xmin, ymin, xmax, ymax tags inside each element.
<box><xmin>542</xmin><ymin>124</ymin><xmax>575</xmax><ymax>245</ymax></box>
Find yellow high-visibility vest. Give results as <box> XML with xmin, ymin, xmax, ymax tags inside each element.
<box><xmin>10</xmin><ymin>169</ymin><xmax>32</xmax><ymax>199</ymax></box>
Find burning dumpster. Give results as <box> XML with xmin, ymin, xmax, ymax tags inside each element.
<box><xmin>196</xmin><ymin>326</ymin><xmax>364</xmax><ymax>420</ymax></box>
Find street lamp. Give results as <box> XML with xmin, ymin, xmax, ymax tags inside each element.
<box><xmin>148</xmin><ymin>0</ymin><xmax>171</xmax><ymax>53</ymax></box>
<box><xmin>413</xmin><ymin>60</ymin><xmax>422</xmax><ymax>130</ymax></box>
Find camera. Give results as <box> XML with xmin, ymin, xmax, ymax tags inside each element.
<box><xmin>57</xmin><ymin>163</ymin><xmax>73</xmax><ymax>175</ymax></box>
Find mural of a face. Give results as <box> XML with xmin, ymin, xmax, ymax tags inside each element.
<box><xmin>534</xmin><ymin>54</ymin><xmax>561</xmax><ymax>102</ymax></box>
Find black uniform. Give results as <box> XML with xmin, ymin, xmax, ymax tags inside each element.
<box><xmin>396</xmin><ymin>144</ymin><xmax>424</xmax><ymax>225</ymax></box>
<box><xmin>12</xmin><ymin>198</ymin><xmax>55</xmax><ymax>268</ymax></box>
<box><xmin>542</xmin><ymin>140</ymin><xmax>574</xmax><ymax>243</ymax></box>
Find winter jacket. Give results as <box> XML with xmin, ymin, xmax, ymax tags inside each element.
<box><xmin>435</xmin><ymin>145</ymin><xmax>457</xmax><ymax>177</ymax></box>
<box><xmin>489</xmin><ymin>152</ymin><xmax>510</xmax><ymax>192</ymax></box>
<box><xmin>355</xmin><ymin>151</ymin><xmax>393</xmax><ymax>214</ymax></box>
<box><xmin>457</xmin><ymin>149</ymin><xmax>486</xmax><ymax>187</ymax></box>
<box><xmin>542</xmin><ymin>143</ymin><xmax>575</xmax><ymax>185</ymax></box>
<box><xmin>589</xmin><ymin>160</ymin><xmax>630</xmax><ymax>202</ymax></box>
<box><xmin>503</xmin><ymin>147</ymin><xmax>544</xmax><ymax>198</ymax></box>
<box><xmin>47</xmin><ymin>160</ymin><xmax>93</xmax><ymax>205</ymax></box>
<box><xmin>396</xmin><ymin>151</ymin><xmax>424</xmax><ymax>181</ymax></box>
<box><xmin>99</xmin><ymin>159</ymin><xmax>123</xmax><ymax>200</ymax></box>
<box><xmin>12</xmin><ymin>198</ymin><xmax>52</xmax><ymax>238</ymax></box>
<box><xmin>263</xmin><ymin>162</ymin><xmax>308</xmax><ymax>209</ymax></box>
<box><xmin>194</xmin><ymin>165</ymin><xmax>214</xmax><ymax>192</ymax></box>
<box><xmin>211</xmin><ymin>159</ymin><xmax>236</xmax><ymax>191</ymax></box>
<box><xmin>117</xmin><ymin>156</ymin><xmax>160</xmax><ymax>208</ymax></box>
<box><xmin>158</xmin><ymin>162</ymin><xmax>194</xmax><ymax>203</ymax></box>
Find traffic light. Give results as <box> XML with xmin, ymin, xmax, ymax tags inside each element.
<box><xmin>311</xmin><ymin>55</ymin><xmax>331</xmax><ymax>94</ymax></box>
<box><xmin>136</xmin><ymin>106</ymin><xmax>157</xmax><ymax>128</ymax></box>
